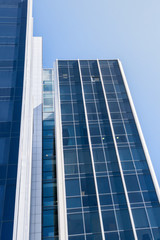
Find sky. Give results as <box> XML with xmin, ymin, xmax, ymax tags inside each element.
<box><xmin>33</xmin><ymin>0</ymin><xmax>160</xmax><ymax>184</ymax></box>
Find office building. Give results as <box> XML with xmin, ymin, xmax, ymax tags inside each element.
<box><xmin>53</xmin><ymin>60</ymin><xmax>160</xmax><ymax>240</ymax></box>
<box><xmin>0</xmin><ymin>0</ymin><xmax>160</xmax><ymax>240</ymax></box>
<box><xmin>0</xmin><ymin>0</ymin><xmax>42</xmax><ymax>239</ymax></box>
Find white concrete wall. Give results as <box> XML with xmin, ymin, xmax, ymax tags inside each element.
<box><xmin>12</xmin><ymin>0</ymin><xmax>34</xmax><ymax>238</ymax></box>
<box><xmin>12</xmin><ymin>0</ymin><xmax>43</xmax><ymax>239</ymax></box>
<box><xmin>29</xmin><ymin>37</ymin><xmax>43</xmax><ymax>240</ymax></box>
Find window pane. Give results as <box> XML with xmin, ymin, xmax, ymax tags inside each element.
<box><xmin>97</xmin><ymin>177</ymin><xmax>110</xmax><ymax>194</ymax></box>
<box><xmin>132</xmin><ymin>208</ymin><xmax>149</xmax><ymax>228</ymax></box>
<box><xmin>67</xmin><ymin>197</ymin><xmax>81</xmax><ymax>209</ymax></box>
<box><xmin>43</xmin><ymin>210</ymin><xmax>54</xmax><ymax>227</ymax></box>
<box><xmin>120</xmin><ymin>230</ymin><xmax>135</xmax><ymax>240</ymax></box>
<box><xmin>0</xmin><ymin>101</ymin><xmax>13</xmax><ymax>121</ymax></box>
<box><xmin>0</xmin><ymin>138</ymin><xmax>10</xmax><ymax>164</ymax></box>
<box><xmin>118</xmin><ymin>147</ymin><xmax>132</xmax><ymax>161</ymax></box>
<box><xmin>105</xmin><ymin>232</ymin><xmax>119</xmax><ymax>240</ymax></box>
<box><xmin>113</xmin><ymin>193</ymin><xmax>127</xmax><ymax>205</ymax></box>
<box><xmin>82</xmin><ymin>195</ymin><xmax>97</xmax><ymax>207</ymax></box>
<box><xmin>65</xmin><ymin>179</ymin><xmax>80</xmax><ymax>196</ymax></box>
<box><xmin>99</xmin><ymin>194</ymin><xmax>112</xmax><ymax>206</ymax></box>
<box><xmin>116</xmin><ymin>209</ymin><xmax>132</xmax><ymax>230</ymax></box>
<box><xmin>137</xmin><ymin>229</ymin><xmax>152</xmax><ymax>240</ymax></box>
<box><xmin>102</xmin><ymin>211</ymin><xmax>117</xmax><ymax>231</ymax></box>
<box><xmin>93</xmin><ymin>148</ymin><xmax>105</xmax><ymax>163</ymax></box>
<box><xmin>110</xmin><ymin>176</ymin><xmax>124</xmax><ymax>193</ymax></box>
<box><xmin>67</xmin><ymin>213</ymin><xmax>84</xmax><ymax>235</ymax></box>
<box><xmin>81</xmin><ymin>177</ymin><xmax>96</xmax><ymax>195</ymax></box>
<box><xmin>124</xmin><ymin>175</ymin><xmax>140</xmax><ymax>192</ymax></box>
<box><xmin>128</xmin><ymin>192</ymin><xmax>143</xmax><ymax>203</ymax></box>
<box><xmin>147</xmin><ymin>207</ymin><xmax>160</xmax><ymax>228</ymax></box>
<box><xmin>138</xmin><ymin>174</ymin><xmax>154</xmax><ymax>191</ymax></box>
<box><xmin>64</xmin><ymin>150</ymin><xmax>77</xmax><ymax>164</ymax></box>
<box><xmin>78</xmin><ymin>149</ymin><xmax>91</xmax><ymax>164</ymax></box>
<box><xmin>84</xmin><ymin>212</ymin><xmax>101</xmax><ymax>234</ymax></box>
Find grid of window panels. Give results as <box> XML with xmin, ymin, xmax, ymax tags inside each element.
<box><xmin>98</xmin><ymin>60</ymin><xmax>160</xmax><ymax>239</ymax></box>
<box><xmin>79</xmin><ymin>60</ymin><xmax>135</xmax><ymax>240</ymax></box>
<box><xmin>42</xmin><ymin>69</ymin><xmax>58</xmax><ymax>239</ymax></box>
<box><xmin>0</xmin><ymin>1</ymin><xmax>27</xmax><ymax>239</ymax></box>
<box><xmin>57</xmin><ymin>60</ymin><xmax>160</xmax><ymax>240</ymax></box>
<box><xmin>58</xmin><ymin>60</ymin><xmax>103</xmax><ymax>240</ymax></box>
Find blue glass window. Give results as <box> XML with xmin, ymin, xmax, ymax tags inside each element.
<box><xmin>113</xmin><ymin>193</ymin><xmax>127</xmax><ymax>205</ymax></box>
<box><xmin>65</xmin><ymin>165</ymin><xmax>78</xmax><ymax>175</ymax></box>
<box><xmin>0</xmin><ymin>138</ymin><xmax>10</xmax><ymax>164</ymax></box>
<box><xmin>108</xmin><ymin>101</ymin><xmax>120</xmax><ymax>112</ymax></box>
<box><xmin>118</xmin><ymin>147</ymin><xmax>132</xmax><ymax>161</ymax></box>
<box><xmin>120</xmin><ymin>230</ymin><xmax>135</xmax><ymax>240</ymax></box>
<box><xmin>0</xmin><ymin>222</ymin><xmax>13</xmax><ymax>240</ymax></box>
<box><xmin>67</xmin><ymin>213</ymin><xmax>84</xmax><ymax>235</ymax></box>
<box><xmin>43</xmin><ymin>210</ymin><xmax>54</xmax><ymax>227</ymax></box>
<box><xmin>138</xmin><ymin>174</ymin><xmax>154</xmax><ymax>191</ymax></box>
<box><xmin>93</xmin><ymin>148</ymin><xmax>105</xmax><ymax>163</ymax></box>
<box><xmin>110</xmin><ymin>176</ymin><xmax>124</xmax><ymax>193</ymax></box>
<box><xmin>84</xmin><ymin>212</ymin><xmax>101</xmax><ymax>233</ymax></box>
<box><xmin>131</xmin><ymin>147</ymin><xmax>146</xmax><ymax>160</ymax></box>
<box><xmin>63</xmin><ymin>125</ymin><xmax>75</xmax><ymax>137</ymax></box>
<box><xmin>0</xmin><ymin>101</ymin><xmax>13</xmax><ymax>121</ymax></box>
<box><xmin>0</xmin><ymin>184</ymin><xmax>5</xmax><ymax>220</ymax></box>
<box><xmin>3</xmin><ymin>184</ymin><xmax>16</xmax><ymax>220</ymax></box>
<box><xmin>132</xmin><ymin>208</ymin><xmax>149</xmax><ymax>228</ymax></box>
<box><xmin>137</xmin><ymin>229</ymin><xmax>152</xmax><ymax>240</ymax></box>
<box><xmin>61</xmin><ymin>103</ymin><xmax>72</xmax><ymax>114</ymax></box>
<box><xmin>79</xmin><ymin>164</ymin><xmax>92</xmax><ymax>174</ymax></box>
<box><xmin>105</xmin><ymin>232</ymin><xmax>119</xmax><ymax>240</ymax></box>
<box><xmin>67</xmin><ymin>197</ymin><xmax>81</xmax><ymax>209</ymax></box>
<box><xmin>128</xmin><ymin>192</ymin><xmax>143</xmax><ymax>203</ymax></box>
<box><xmin>99</xmin><ymin>194</ymin><xmax>112</xmax><ymax>206</ymax></box>
<box><xmin>116</xmin><ymin>209</ymin><xmax>132</xmax><ymax>230</ymax></box>
<box><xmin>81</xmin><ymin>177</ymin><xmax>96</xmax><ymax>195</ymax></box>
<box><xmin>124</xmin><ymin>175</ymin><xmax>140</xmax><ymax>191</ymax></box>
<box><xmin>104</xmin><ymin>147</ymin><xmax>117</xmax><ymax>162</ymax></box>
<box><xmin>143</xmin><ymin>191</ymin><xmax>158</xmax><ymax>203</ymax></box>
<box><xmin>82</xmin><ymin>195</ymin><xmax>97</xmax><ymax>207</ymax></box>
<box><xmin>147</xmin><ymin>207</ymin><xmax>160</xmax><ymax>227</ymax></box>
<box><xmin>113</xmin><ymin>122</ymin><xmax>125</xmax><ymax>134</ymax></box>
<box><xmin>64</xmin><ymin>150</ymin><xmax>77</xmax><ymax>164</ymax></box>
<box><xmin>102</xmin><ymin>211</ymin><xmax>117</xmax><ymax>231</ymax></box>
<box><xmin>97</xmin><ymin>177</ymin><xmax>110</xmax><ymax>194</ymax></box>
<box><xmin>83</xmin><ymin>84</ymin><xmax>93</xmax><ymax>94</ymax></box>
<box><xmin>104</xmin><ymin>84</ymin><xmax>115</xmax><ymax>93</ymax></box>
<box><xmin>95</xmin><ymin>163</ymin><xmax>106</xmax><ymax>172</ymax></box>
<box><xmin>78</xmin><ymin>149</ymin><xmax>91</xmax><ymax>164</ymax></box>
<box><xmin>86</xmin><ymin>103</ymin><xmax>96</xmax><ymax>113</ymax></box>
<box><xmin>69</xmin><ymin>236</ymin><xmax>85</xmax><ymax>240</ymax></box>
<box><xmin>152</xmin><ymin>228</ymin><xmax>160</xmax><ymax>240</ymax></box>
<box><xmin>65</xmin><ymin>179</ymin><xmax>80</xmax><ymax>196</ymax></box>
<box><xmin>89</xmin><ymin>124</ymin><xmax>100</xmax><ymax>136</ymax></box>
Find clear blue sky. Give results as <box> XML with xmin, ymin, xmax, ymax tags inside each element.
<box><xmin>33</xmin><ymin>0</ymin><xmax>160</xmax><ymax>184</ymax></box>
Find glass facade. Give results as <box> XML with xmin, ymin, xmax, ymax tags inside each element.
<box><xmin>56</xmin><ymin>60</ymin><xmax>160</xmax><ymax>240</ymax></box>
<box><xmin>0</xmin><ymin>0</ymin><xmax>28</xmax><ymax>239</ymax></box>
<box><xmin>42</xmin><ymin>69</ymin><xmax>58</xmax><ymax>239</ymax></box>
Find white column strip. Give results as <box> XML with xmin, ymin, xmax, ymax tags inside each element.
<box><xmin>97</xmin><ymin>59</ymin><xmax>138</xmax><ymax>240</ymax></box>
<box><xmin>54</xmin><ymin>60</ymin><xmax>68</xmax><ymax>240</ymax></box>
<box><xmin>13</xmin><ymin>0</ymin><xmax>34</xmax><ymax>239</ymax></box>
<box><xmin>78</xmin><ymin>60</ymin><xmax>105</xmax><ymax>240</ymax></box>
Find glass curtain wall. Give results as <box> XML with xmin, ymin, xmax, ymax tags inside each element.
<box><xmin>57</xmin><ymin>60</ymin><xmax>160</xmax><ymax>240</ymax></box>
<box><xmin>58</xmin><ymin>60</ymin><xmax>103</xmax><ymax>240</ymax></box>
<box><xmin>42</xmin><ymin>69</ymin><xmax>58</xmax><ymax>239</ymax></box>
<box><xmin>0</xmin><ymin>0</ymin><xmax>27</xmax><ymax>239</ymax></box>
<box><xmin>98</xmin><ymin>60</ymin><xmax>160</xmax><ymax>240</ymax></box>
